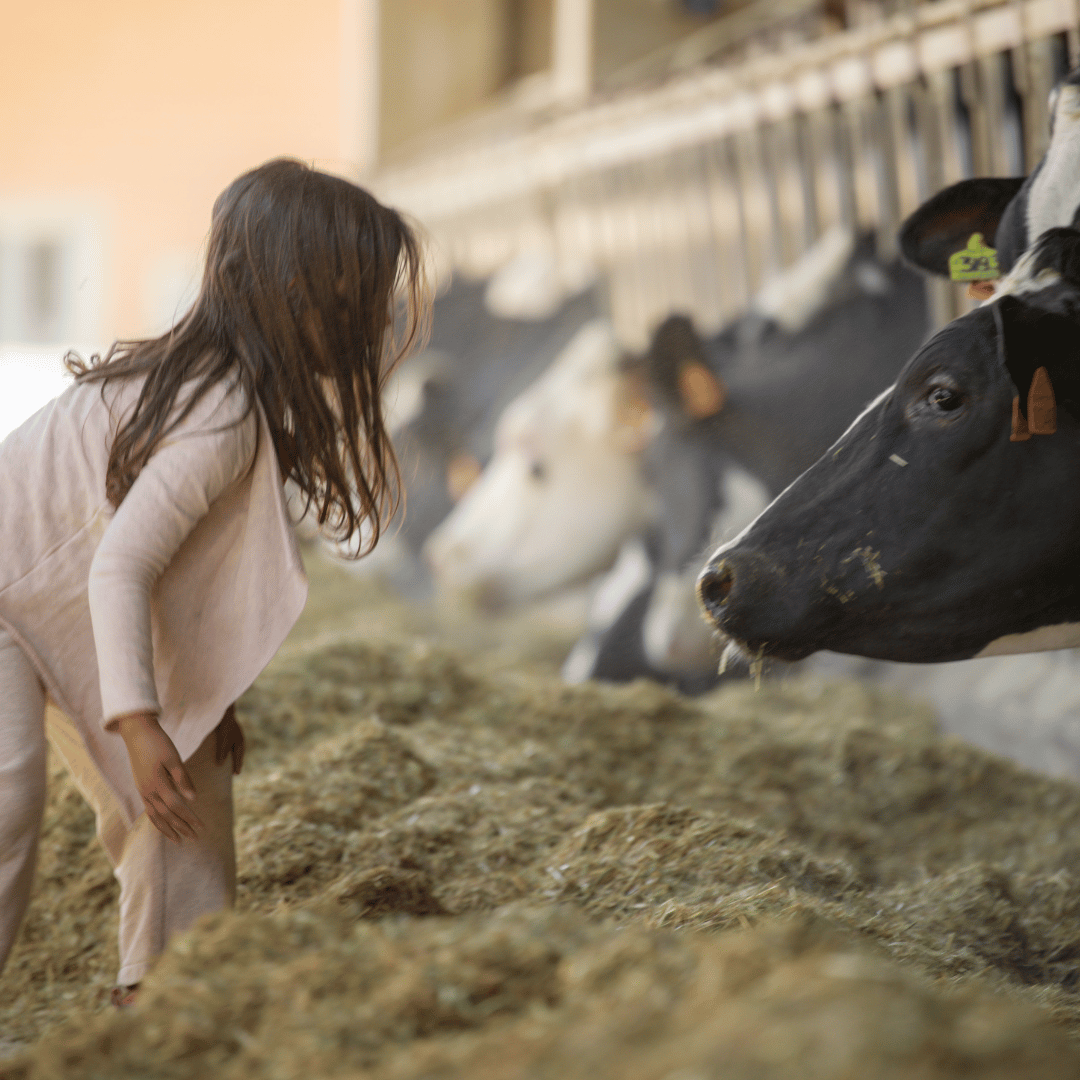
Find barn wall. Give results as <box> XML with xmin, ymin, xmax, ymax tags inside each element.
<box><xmin>0</xmin><ymin>0</ymin><xmax>347</xmax><ymax>342</ymax></box>
<box><xmin>375</xmin><ymin>0</ymin><xmax>1080</xmax><ymax>349</ymax></box>
<box><xmin>380</xmin><ymin>0</ymin><xmax>533</xmax><ymax>155</ymax></box>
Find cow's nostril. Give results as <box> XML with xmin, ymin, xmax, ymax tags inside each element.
<box><xmin>697</xmin><ymin>562</ymin><xmax>735</xmax><ymax>618</ymax></box>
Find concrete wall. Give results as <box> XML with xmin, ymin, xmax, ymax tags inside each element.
<box><xmin>1</xmin><ymin>0</ymin><xmax>348</xmax><ymax>342</ymax></box>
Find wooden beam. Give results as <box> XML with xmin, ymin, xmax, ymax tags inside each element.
<box><xmin>553</xmin><ymin>0</ymin><xmax>593</xmax><ymax>105</ymax></box>
<box><xmin>339</xmin><ymin>0</ymin><xmax>380</xmax><ymax>175</ymax></box>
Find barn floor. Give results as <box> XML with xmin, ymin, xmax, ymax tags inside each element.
<box><xmin>4</xmin><ymin>547</ymin><xmax>1080</xmax><ymax>1077</ymax></box>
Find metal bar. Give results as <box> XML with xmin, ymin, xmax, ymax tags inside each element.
<box><xmin>702</xmin><ymin>138</ymin><xmax>752</xmax><ymax>322</ymax></box>
<box><xmin>1021</xmin><ymin>34</ymin><xmax>1057</xmax><ymax>166</ymax></box>
<box><xmin>841</xmin><ymin>95</ymin><xmax>882</xmax><ymax>235</ymax></box>
<box><xmin>732</xmin><ymin>126</ymin><xmax>778</xmax><ymax>294</ymax></box>
<box><xmin>767</xmin><ymin>115</ymin><xmax>812</xmax><ymax>266</ymax></box>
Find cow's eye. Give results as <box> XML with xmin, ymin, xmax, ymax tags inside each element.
<box><xmin>528</xmin><ymin>460</ymin><xmax>547</xmax><ymax>482</ymax></box>
<box><xmin>927</xmin><ymin>385</ymin><xmax>963</xmax><ymax>413</ymax></box>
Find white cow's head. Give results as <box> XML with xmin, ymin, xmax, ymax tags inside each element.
<box><xmin>423</xmin><ymin>320</ymin><xmax>656</xmax><ymax>606</ymax></box>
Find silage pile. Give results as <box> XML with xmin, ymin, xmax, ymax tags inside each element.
<box><xmin>4</xmin><ymin>553</ymin><xmax>1080</xmax><ymax>1077</ymax></box>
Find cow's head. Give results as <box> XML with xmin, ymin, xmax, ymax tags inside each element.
<box><xmin>697</xmin><ymin>226</ymin><xmax>1080</xmax><ymax>663</ymax></box>
<box><xmin>423</xmin><ymin>320</ymin><xmax>657</xmax><ymax>607</ymax></box>
<box><xmin>697</xmin><ymin>69</ymin><xmax>1080</xmax><ymax>664</ymax></box>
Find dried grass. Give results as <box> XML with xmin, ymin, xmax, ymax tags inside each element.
<box><xmin>3</xmin><ymin>549</ymin><xmax>1080</xmax><ymax>1077</ymax></box>
<box><xmin>7</xmin><ymin>907</ymin><xmax>1080</xmax><ymax>1080</ymax></box>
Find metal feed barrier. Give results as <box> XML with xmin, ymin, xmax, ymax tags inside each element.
<box><xmin>373</xmin><ymin>0</ymin><xmax>1080</xmax><ymax>348</ymax></box>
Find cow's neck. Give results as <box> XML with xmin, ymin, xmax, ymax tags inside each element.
<box><xmin>976</xmin><ymin>622</ymin><xmax>1080</xmax><ymax>657</ymax></box>
<box><xmin>1026</xmin><ymin>83</ymin><xmax>1080</xmax><ymax>244</ymax></box>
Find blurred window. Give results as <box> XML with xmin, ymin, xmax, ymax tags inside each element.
<box><xmin>25</xmin><ymin>240</ymin><xmax>65</xmax><ymax>340</ymax></box>
<box><xmin>0</xmin><ymin>234</ymin><xmax>73</xmax><ymax>343</ymax></box>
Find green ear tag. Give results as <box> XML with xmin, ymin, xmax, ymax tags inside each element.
<box><xmin>949</xmin><ymin>233</ymin><xmax>1000</xmax><ymax>281</ymax></box>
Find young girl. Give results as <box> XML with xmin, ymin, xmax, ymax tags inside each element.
<box><xmin>0</xmin><ymin>158</ymin><xmax>427</xmax><ymax>1008</ymax></box>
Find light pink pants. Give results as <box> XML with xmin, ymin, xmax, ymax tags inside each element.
<box><xmin>0</xmin><ymin>629</ymin><xmax>236</xmax><ymax>986</ymax></box>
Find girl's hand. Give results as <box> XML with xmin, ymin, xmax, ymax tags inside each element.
<box><xmin>214</xmin><ymin>703</ymin><xmax>245</xmax><ymax>775</ymax></box>
<box><xmin>116</xmin><ymin>712</ymin><xmax>204</xmax><ymax>843</ymax></box>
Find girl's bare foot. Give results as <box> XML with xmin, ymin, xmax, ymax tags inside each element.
<box><xmin>109</xmin><ymin>983</ymin><xmax>140</xmax><ymax>1008</ymax></box>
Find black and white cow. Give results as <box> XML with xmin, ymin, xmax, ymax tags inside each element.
<box><xmin>566</xmin><ymin>229</ymin><xmax>932</xmax><ymax>685</ymax></box>
<box><xmin>698</xmin><ymin>66</ymin><xmax>1080</xmax><ymax>669</ymax></box>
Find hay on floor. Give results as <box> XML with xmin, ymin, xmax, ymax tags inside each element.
<box><xmin>4</xmin><ymin>552</ymin><xmax>1080</xmax><ymax>1077</ymax></box>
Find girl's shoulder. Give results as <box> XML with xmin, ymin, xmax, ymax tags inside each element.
<box><xmin>150</xmin><ymin>374</ymin><xmax>260</xmax><ymax>488</ymax></box>
<box><xmin>164</xmin><ymin>368</ymin><xmax>256</xmax><ymax>441</ymax></box>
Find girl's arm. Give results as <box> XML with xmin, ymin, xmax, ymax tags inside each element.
<box><xmin>88</xmin><ymin>387</ymin><xmax>257</xmax><ymax>840</ymax></box>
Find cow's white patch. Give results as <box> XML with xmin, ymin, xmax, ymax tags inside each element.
<box><xmin>889</xmin><ymin>454</ymin><xmax>908</xmax><ymax>467</ymax></box>
<box><xmin>854</xmin><ymin>261</ymin><xmax>890</xmax><ymax>296</ymax></box>
<box><xmin>1025</xmin><ymin>84</ymin><xmax>1080</xmax><ymax>245</ymax></box>
<box><xmin>752</xmin><ymin>226</ymin><xmax>855</xmax><ymax>334</ymax></box>
<box><xmin>425</xmin><ymin>319</ymin><xmax>657</xmax><ymax>604</ymax></box>
<box><xmin>587</xmin><ymin>536</ymin><xmax>652</xmax><ymax>631</ymax></box>
<box><xmin>992</xmin><ymin>247</ymin><xmax>1063</xmax><ymax>301</ymax></box>
<box><xmin>561</xmin><ymin>636</ymin><xmax>601</xmax><ymax>684</ymax></box>
<box><xmin>713</xmin><ymin>464</ymin><xmax>775</xmax><ymax>542</ymax></box>
<box><xmin>643</xmin><ymin>569</ymin><xmax>719</xmax><ymax>672</ymax></box>
<box><xmin>493</xmin><ymin>319</ymin><xmax>621</xmax><ymax>449</ymax></box>
<box><xmin>975</xmin><ymin>622</ymin><xmax>1080</xmax><ymax>657</ymax></box>
<box><xmin>561</xmin><ymin>562</ymin><xmax>639</xmax><ymax>684</ymax></box>
<box><xmin>485</xmin><ymin>248</ymin><xmax>566</xmax><ymax>321</ymax></box>
<box><xmin>484</xmin><ymin>248</ymin><xmax>597</xmax><ymax>322</ymax></box>
<box><xmin>381</xmin><ymin>349</ymin><xmax>449</xmax><ymax>434</ymax></box>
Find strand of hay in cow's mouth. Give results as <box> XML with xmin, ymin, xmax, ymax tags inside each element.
<box><xmin>4</xmin><ymin>550</ymin><xmax>1080</xmax><ymax>1077</ymax></box>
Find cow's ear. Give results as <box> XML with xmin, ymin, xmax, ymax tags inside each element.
<box><xmin>647</xmin><ymin>314</ymin><xmax>725</xmax><ymax>419</ymax></box>
<box><xmin>899</xmin><ymin>177</ymin><xmax>1026</xmax><ymax>277</ymax></box>
<box><xmin>648</xmin><ymin>316</ymin><xmax>703</xmax><ymax>383</ymax></box>
<box><xmin>678</xmin><ymin>363</ymin><xmax>726</xmax><ymax>419</ymax></box>
<box><xmin>995</xmin><ymin>293</ymin><xmax>1080</xmax><ymax>425</ymax></box>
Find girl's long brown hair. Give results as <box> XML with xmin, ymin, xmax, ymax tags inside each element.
<box><xmin>67</xmin><ymin>158</ymin><xmax>429</xmax><ymax>556</ymax></box>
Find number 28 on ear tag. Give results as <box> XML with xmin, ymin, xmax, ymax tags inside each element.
<box><xmin>949</xmin><ymin>233</ymin><xmax>1000</xmax><ymax>281</ymax></box>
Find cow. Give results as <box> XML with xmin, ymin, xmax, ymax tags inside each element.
<box><xmin>422</xmin><ymin>318</ymin><xmax>658</xmax><ymax>607</ymax></box>
<box><xmin>566</xmin><ymin>228</ymin><xmax>932</xmax><ymax>685</ymax></box>
<box><xmin>697</xmin><ymin>66</ymin><xmax>1080</xmax><ymax>671</ymax></box>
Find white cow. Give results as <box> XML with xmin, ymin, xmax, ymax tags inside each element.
<box><xmin>423</xmin><ymin>319</ymin><xmax>656</xmax><ymax>607</ymax></box>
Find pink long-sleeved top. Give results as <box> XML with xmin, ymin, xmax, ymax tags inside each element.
<box><xmin>0</xmin><ymin>368</ymin><xmax>308</xmax><ymax>837</ymax></box>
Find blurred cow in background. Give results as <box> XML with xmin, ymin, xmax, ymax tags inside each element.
<box><xmin>419</xmin><ymin>227</ymin><xmax>933</xmax><ymax>691</ymax></box>
<box><xmin>564</xmin><ymin>228</ymin><xmax>932</xmax><ymax>687</ymax></box>
<box><xmin>616</xmin><ymin>230</ymin><xmax>932</xmax><ymax>683</ymax></box>
<box><xmin>316</xmin><ymin>268</ymin><xmax>604</xmax><ymax>596</ymax></box>
<box><xmin>423</xmin><ymin>318</ymin><xmax>657</xmax><ymax>606</ymax></box>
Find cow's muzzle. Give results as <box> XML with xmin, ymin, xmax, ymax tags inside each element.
<box><xmin>696</xmin><ymin>552</ymin><xmax>821</xmax><ymax>661</ymax></box>
<box><xmin>696</xmin><ymin>560</ymin><xmax>735</xmax><ymax>624</ymax></box>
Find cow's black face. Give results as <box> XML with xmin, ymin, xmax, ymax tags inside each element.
<box><xmin>698</xmin><ymin>284</ymin><xmax>1080</xmax><ymax>663</ymax></box>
